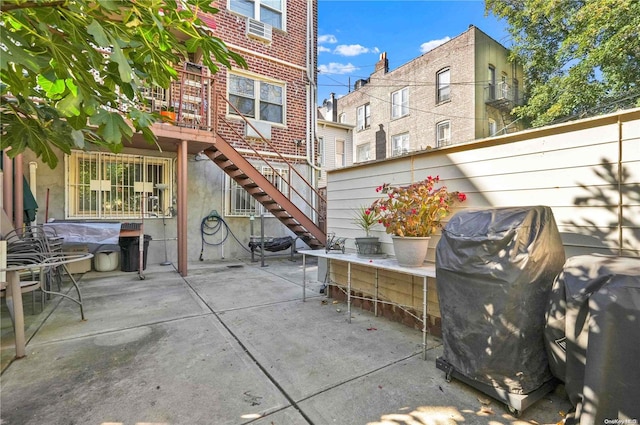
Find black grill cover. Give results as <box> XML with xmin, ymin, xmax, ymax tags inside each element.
<box><xmin>545</xmin><ymin>254</ymin><xmax>640</xmax><ymax>424</ymax></box>
<box><xmin>436</xmin><ymin>206</ymin><xmax>565</xmax><ymax>394</ymax></box>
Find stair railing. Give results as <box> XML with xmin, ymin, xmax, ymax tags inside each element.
<box><xmin>214</xmin><ymin>93</ymin><xmax>326</xmax><ymax>223</ymax></box>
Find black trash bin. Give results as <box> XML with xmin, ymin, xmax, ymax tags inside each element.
<box><xmin>545</xmin><ymin>254</ymin><xmax>640</xmax><ymax>425</ymax></box>
<box><xmin>435</xmin><ymin>206</ymin><xmax>566</xmax><ymax>414</ymax></box>
<box><xmin>119</xmin><ymin>235</ymin><xmax>152</xmax><ymax>272</ymax></box>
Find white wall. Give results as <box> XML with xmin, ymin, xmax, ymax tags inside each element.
<box><xmin>327</xmin><ymin>108</ymin><xmax>640</xmax><ymax>259</ymax></box>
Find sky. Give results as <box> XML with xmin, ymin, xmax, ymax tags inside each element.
<box><xmin>316</xmin><ymin>0</ymin><xmax>512</xmax><ymax>104</ymax></box>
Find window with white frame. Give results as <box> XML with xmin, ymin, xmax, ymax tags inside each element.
<box><xmin>436</xmin><ymin>121</ymin><xmax>451</xmax><ymax>147</ymax></box>
<box><xmin>335</xmin><ymin>139</ymin><xmax>345</xmax><ymax>167</ymax></box>
<box><xmin>436</xmin><ymin>68</ymin><xmax>450</xmax><ymax>103</ymax></box>
<box><xmin>356</xmin><ymin>143</ymin><xmax>371</xmax><ymax>162</ymax></box>
<box><xmin>391</xmin><ymin>133</ymin><xmax>409</xmax><ymax>156</ymax></box>
<box><xmin>338</xmin><ymin>113</ymin><xmax>346</xmax><ymax>123</ymax></box>
<box><xmin>356</xmin><ymin>103</ymin><xmax>370</xmax><ymax>130</ymax></box>
<box><xmin>488</xmin><ymin>119</ymin><xmax>497</xmax><ymax>136</ymax></box>
<box><xmin>391</xmin><ymin>87</ymin><xmax>409</xmax><ymax>119</ymax></box>
<box><xmin>228</xmin><ymin>73</ymin><xmax>284</xmax><ymax>124</ymax></box>
<box><xmin>488</xmin><ymin>65</ymin><xmax>496</xmax><ymax>99</ymax></box>
<box><xmin>317</xmin><ymin>136</ymin><xmax>325</xmax><ymax>167</ymax></box>
<box><xmin>227</xmin><ymin>166</ymin><xmax>289</xmax><ymax>216</ymax></box>
<box><xmin>67</xmin><ymin>151</ymin><xmax>173</xmax><ymax>219</ymax></box>
<box><xmin>229</xmin><ymin>0</ymin><xmax>283</xmax><ymax>29</ymax></box>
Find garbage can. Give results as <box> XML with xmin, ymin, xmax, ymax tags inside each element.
<box><xmin>435</xmin><ymin>206</ymin><xmax>566</xmax><ymax>414</ymax></box>
<box><xmin>545</xmin><ymin>254</ymin><xmax>640</xmax><ymax>425</ymax></box>
<box><xmin>119</xmin><ymin>235</ymin><xmax>152</xmax><ymax>272</ymax></box>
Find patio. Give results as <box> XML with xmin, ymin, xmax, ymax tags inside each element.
<box><xmin>1</xmin><ymin>255</ymin><xmax>570</xmax><ymax>425</ymax></box>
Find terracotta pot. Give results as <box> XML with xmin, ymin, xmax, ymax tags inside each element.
<box><xmin>160</xmin><ymin>110</ymin><xmax>176</xmax><ymax>124</ymax></box>
<box><xmin>391</xmin><ymin>236</ymin><xmax>431</xmax><ymax>267</ymax></box>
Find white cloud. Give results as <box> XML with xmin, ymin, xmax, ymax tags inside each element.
<box><xmin>318</xmin><ymin>46</ymin><xmax>332</xmax><ymax>53</ymax></box>
<box><xmin>318</xmin><ymin>34</ymin><xmax>337</xmax><ymax>44</ymax></box>
<box><xmin>318</xmin><ymin>62</ymin><xmax>358</xmax><ymax>75</ymax></box>
<box><xmin>333</xmin><ymin>44</ymin><xmax>378</xmax><ymax>57</ymax></box>
<box><xmin>420</xmin><ymin>36</ymin><xmax>451</xmax><ymax>54</ymax></box>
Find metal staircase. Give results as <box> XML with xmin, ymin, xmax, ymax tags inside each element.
<box><xmin>203</xmin><ymin>95</ymin><xmax>326</xmax><ymax>249</ymax></box>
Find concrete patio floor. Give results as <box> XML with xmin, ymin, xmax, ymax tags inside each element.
<box><xmin>1</xmin><ymin>254</ymin><xmax>571</xmax><ymax>425</ymax></box>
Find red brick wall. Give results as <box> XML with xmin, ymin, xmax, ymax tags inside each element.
<box><xmin>205</xmin><ymin>0</ymin><xmax>316</xmax><ymax>160</ymax></box>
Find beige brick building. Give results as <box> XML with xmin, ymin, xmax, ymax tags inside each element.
<box><xmin>334</xmin><ymin>25</ymin><xmax>524</xmax><ymax>162</ymax></box>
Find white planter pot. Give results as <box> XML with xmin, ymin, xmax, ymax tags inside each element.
<box><xmin>391</xmin><ymin>236</ymin><xmax>431</xmax><ymax>267</ymax></box>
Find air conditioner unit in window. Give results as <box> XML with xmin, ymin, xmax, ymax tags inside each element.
<box><xmin>245</xmin><ymin>119</ymin><xmax>272</xmax><ymax>140</ymax></box>
<box><xmin>246</xmin><ymin>18</ymin><xmax>272</xmax><ymax>43</ymax></box>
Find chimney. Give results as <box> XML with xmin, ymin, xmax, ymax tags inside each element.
<box><xmin>330</xmin><ymin>93</ymin><xmax>337</xmax><ymax>122</ymax></box>
<box><xmin>374</xmin><ymin>52</ymin><xmax>388</xmax><ymax>74</ymax></box>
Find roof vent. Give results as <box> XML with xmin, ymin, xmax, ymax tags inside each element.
<box><xmin>246</xmin><ymin>18</ymin><xmax>272</xmax><ymax>43</ymax></box>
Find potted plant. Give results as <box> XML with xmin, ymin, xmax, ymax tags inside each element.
<box><xmin>369</xmin><ymin>175</ymin><xmax>467</xmax><ymax>266</ymax></box>
<box><xmin>352</xmin><ymin>205</ymin><xmax>382</xmax><ymax>257</ymax></box>
<box><xmin>160</xmin><ymin>105</ymin><xmax>176</xmax><ymax>123</ymax></box>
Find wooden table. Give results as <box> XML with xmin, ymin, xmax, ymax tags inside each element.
<box><xmin>2</xmin><ymin>252</ymin><xmax>93</xmax><ymax>359</ymax></box>
<box><xmin>299</xmin><ymin>250</ymin><xmax>436</xmax><ymax>360</ymax></box>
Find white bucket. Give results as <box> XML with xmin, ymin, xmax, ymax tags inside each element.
<box><xmin>94</xmin><ymin>251</ymin><xmax>119</xmax><ymax>272</ymax></box>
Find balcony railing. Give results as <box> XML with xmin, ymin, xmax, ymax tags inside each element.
<box><xmin>141</xmin><ymin>62</ymin><xmax>213</xmax><ymax>130</ymax></box>
<box><xmin>485</xmin><ymin>81</ymin><xmax>522</xmax><ymax>112</ymax></box>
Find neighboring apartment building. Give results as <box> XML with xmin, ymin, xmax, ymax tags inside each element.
<box><xmin>5</xmin><ymin>1</ymin><xmax>322</xmax><ymax>275</ymax></box>
<box><xmin>335</xmin><ymin>25</ymin><xmax>524</xmax><ymax>162</ymax></box>
<box><xmin>316</xmin><ymin>94</ymin><xmax>354</xmax><ymax>188</ymax></box>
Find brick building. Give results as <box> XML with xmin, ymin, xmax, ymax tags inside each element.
<box><xmin>333</xmin><ymin>25</ymin><xmax>524</xmax><ymax>163</ymax></box>
<box><xmin>5</xmin><ymin>1</ymin><xmax>324</xmax><ymax>276</ymax></box>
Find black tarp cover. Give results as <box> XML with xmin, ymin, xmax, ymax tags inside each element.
<box><xmin>545</xmin><ymin>254</ymin><xmax>640</xmax><ymax>425</ymax></box>
<box><xmin>436</xmin><ymin>206</ymin><xmax>565</xmax><ymax>394</ymax></box>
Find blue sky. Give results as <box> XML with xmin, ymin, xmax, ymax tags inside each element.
<box><xmin>317</xmin><ymin>0</ymin><xmax>511</xmax><ymax>104</ymax></box>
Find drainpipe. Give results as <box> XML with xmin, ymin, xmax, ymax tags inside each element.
<box><xmin>305</xmin><ymin>0</ymin><xmax>320</xmax><ymax>221</ymax></box>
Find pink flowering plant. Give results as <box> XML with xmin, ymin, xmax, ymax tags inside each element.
<box><xmin>369</xmin><ymin>176</ymin><xmax>467</xmax><ymax>237</ymax></box>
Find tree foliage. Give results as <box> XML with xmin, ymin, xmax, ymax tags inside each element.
<box><xmin>486</xmin><ymin>0</ymin><xmax>640</xmax><ymax>126</ymax></box>
<box><xmin>1</xmin><ymin>0</ymin><xmax>246</xmax><ymax>168</ymax></box>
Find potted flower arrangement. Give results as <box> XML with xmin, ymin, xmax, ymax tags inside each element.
<box><xmin>160</xmin><ymin>105</ymin><xmax>176</xmax><ymax>124</ymax></box>
<box><xmin>369</xmin><ymin>175</ymin><xmax>467</xmax><ymax>266</ymax></box>
<box><xmin>352</xmin><ymin>205</ymin><xmax>382</xmax><ymax>257</ymax></box>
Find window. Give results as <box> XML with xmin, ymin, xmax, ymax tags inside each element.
<box><xmin>317</xmin><ymin>136</ymin><xmax>325</xmax><ymax>166</ymax></box>
<box><xmin>227</xmin><ymin>166</ymin><xmax>289</xmax><ymax>216</ymax></box>
<box><xmin>391</xmin><ymin>87</ymin><xmax>409</xmax><ymax>118</ymax></box>
<box><xmin>488</xmin><ymin>65</ymin><xmax>496</xmax><ymax>99</ymax></box>
<box><xmin>488</xmin><ymin>119</ymin><xmax>497</xmax><ymax>137</ymax></box>
<box><xmin>501</xmin><ymin>73</ymin><xmax>509</xmax><ymax>99</ymax></box>
<box><xmin>67</xmin><ymin>151</ymin><xmax>173</xmax><ymax>219</ymax></box>
<box><xmin>356</xmin><ymin>143</ymin><xmax>371</xmax><ymax>162</ymax></box>
<box><xmin>436</xmin><ymin>68</ymin><xmax>450</xmax><ymax>103</ymax></box>
<box><xmin>229</xmin><ymin>0</ymin><xmax>283</xmax><ymax>29</ymax></box>
<box><xmin>436</xmin><ymin>121</ymin><xmax>451</xmax><ymax>147</ymax></box>
<box><xmin>391</xmin><ymin>133</ymin><xmax>409</xmax><ymax>156</ymax></box>
<box><xmin>228</xmin><ymin>73</ymin><xmax>284</xmax><ymax>124</ymax></box>
<box><xmin>335</xmin><ymin>139</ymin><xmax>345</xmax><ymax>167</ymax></box>
<box><xmin>356</xmin><ymin>103</ymin><xmax>370</xmax><ymax>130</ymax></box>
<box><xmin>338</xmin><ymin>113</ymin><xmax>346</xmax><ymax>124</ymax></box>
<box><xmin>513</xmin><ymin>78</ymin><xmax>519</xmax><ymax>104</ymax></box>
